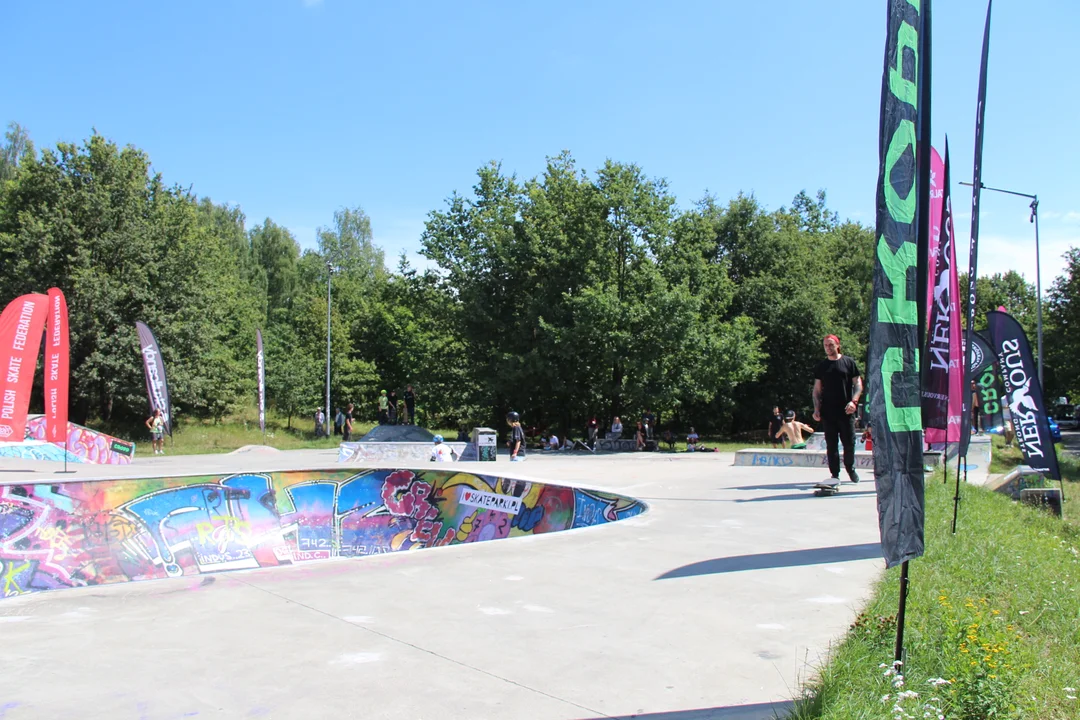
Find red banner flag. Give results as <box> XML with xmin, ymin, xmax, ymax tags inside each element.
<box><xmin>45</xmin><ymin>288</ymin><xmax>70</xmax><ymax>444</ymax></box>
<box><xmin>0</xmin><ymin>294</ymin><xmax>49</xmax><ymax>442</ymax></box>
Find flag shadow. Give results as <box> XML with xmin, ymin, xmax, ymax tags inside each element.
<box><xmin>573</xmin><ymin>700</ymin><xmax>796</xmax><ymax>719</ymax></box>
<box><xmin>655</xmin><ymin>543</ymin><xmax>882</xmax><ymax>580</ymax></box>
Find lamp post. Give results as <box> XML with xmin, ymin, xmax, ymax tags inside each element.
<box><xmin>325</xmin><ymin>260</ymin><xmax>336</xmax><ymax>437</ymax></box>
<box><xmin>959</xmin><ymin>181</ymin><xmax>1042</xmax><ymax>383</ymax></box>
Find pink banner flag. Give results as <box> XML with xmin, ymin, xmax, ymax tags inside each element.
<box><xmin>924</xmin><ymin>144</ymin><xmax>962</xmax><ymax>443</ymax></box>
<box><xmin>45</xmin><ymin>288</ymin><xmax>70</xmax><ymax>445</ymax></box>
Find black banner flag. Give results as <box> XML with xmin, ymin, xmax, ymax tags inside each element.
<box><xmin>987</xmin><ymin>311</ymin><xmax>1059</xmax><ymax>480</ymax></box>
<box><xmin>870</xmin><ymin>0</ymin><xmax>930</xmax><ymax>569</ymax></box>
<box><xmin>961</xmin><ymin>1</ymin><xmax>993</xmax><ymax>458</ymax></box>
<box><xmin>969</xmin><ymin>331</ymin><xmax>1005</xmax><ymax>430</ymax></box>
<box><xmin>136</xmin><ymin>321</ymin><xmax>173</xmax><ymax>436</ymax></box>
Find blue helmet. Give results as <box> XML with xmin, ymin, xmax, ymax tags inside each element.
<box><xmin>433</xmin><ymin>434</ymin><xmax>443</xmax><ymax>443</ymax></box>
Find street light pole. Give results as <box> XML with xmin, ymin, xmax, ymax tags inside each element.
<box><xmin>959</xmin><ymin>181</ymin><xmax>1043</xmax><ymax>383</ymax></box>
<box><xmin>325</xmin><ymin>260</ymin><xmax>334</xmax><ymax>438</ymax></box>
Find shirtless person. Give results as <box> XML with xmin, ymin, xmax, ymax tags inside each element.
<box><xmin>775</xmin><ymin>411</ymin><xmax>814</xmax><ymax>449</ymax></box>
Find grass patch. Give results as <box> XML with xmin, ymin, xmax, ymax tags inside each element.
<box><xmin>116</xmin><ymin>409</ymin><xmax>460</xmax><ymax>458</ymax></box>
<box><xmin>786</xmin><ymin>470</ymin><xmax>1080</xmax><ymax>719</ymax></box>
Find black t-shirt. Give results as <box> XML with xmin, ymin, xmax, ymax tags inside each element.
<box><xmin>510</xmin><ymin>425</ymin><xmax>525</xmax><ymax>444</ymax></box>
<box><xmin>768</xmin><ymin>413</ymin><xmax>783</xmax><ymax>433</ymax></box>
<box><xmin>814</xmin><ymin>355</ymin><xmax>861</xmax><ymax>417</ymax></box>
<box><xmin>404</xmin><ymin>390</ymin><xmax>415</xmax><ymax>407</ymax></box>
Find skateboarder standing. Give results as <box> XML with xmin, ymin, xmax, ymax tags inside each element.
<box><xmin>812</xmin><ymin>334</ymin><xmax>863</xmax><ymax>488</ymax></box>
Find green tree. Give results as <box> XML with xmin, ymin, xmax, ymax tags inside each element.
<box><xmin>0</xmin><ymin>122</ymin><xmax>34</xmax><ymax>183</ymax></box>
<box><xmin>1044</xmin><ymin>249</ymin><xmax>1080</xmax><ymax>401</ymax></box>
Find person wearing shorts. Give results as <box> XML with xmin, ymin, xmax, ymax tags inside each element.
<box><xmin>146</xmin><ymin>408</ymin><xmax>166</xmax><ymax>455</ymax></box>
<box><xmin>775</xmin><ymin>410</ymin><xmax>813</xmax><ymax>449</ymax></box>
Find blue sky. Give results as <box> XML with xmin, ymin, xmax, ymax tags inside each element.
<box><xmin>6</xmin><ymin>1</ymin><xmax>1078</xmax><ymax>288</ymax></box>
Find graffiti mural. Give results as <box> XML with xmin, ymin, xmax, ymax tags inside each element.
<box><xmin>0</xmin><ymin>469</ymin><xmax>645</xmax><ymax>598</ymax></box>
<box><xmin>25</xmin><ymin>415</ymin><xmax>135</xmax><ymax>465</ymax></box>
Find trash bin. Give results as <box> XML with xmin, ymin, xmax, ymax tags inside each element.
<box><xmin>472</xmin><ymin>427</ymin><xmax>497</xmax><ymax>462</ymax></box>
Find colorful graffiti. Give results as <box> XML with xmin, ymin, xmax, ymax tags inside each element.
<box><xmin>0</xmin><ymin>469</ymin><xmax>645</xmax><ymax>598</ymax></box>
<box><xmin>25</xmin><ymin>415</ymin><xmax>135</xmax><ymax>465</ymax></box>
<box><xmin>0</xmin><ymin>441</ymin><xmax>83</xmax><ymax>463</ymax></box>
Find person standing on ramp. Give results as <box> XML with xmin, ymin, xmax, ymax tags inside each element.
<box><xmin>812</xmin><ymin>334</ymin><xmax>863</xmax><ymax>488</ymax></box>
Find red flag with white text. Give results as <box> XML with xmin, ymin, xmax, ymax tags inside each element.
<box><xmin>0</xmin><ymin>294</ymin><xmax>49</xmax><ymax>442</ymax></box>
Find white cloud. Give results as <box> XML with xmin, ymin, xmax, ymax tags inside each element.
<box><xmin>974</xmin><ymin>230</ymin><xmax>1080</xmax><ymax>288</ymax></box>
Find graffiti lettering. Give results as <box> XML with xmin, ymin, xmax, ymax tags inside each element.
<box><xmin>1</xmin><ymin>469</ymin><xmax>645</xmax><ymax>599</ymax></box>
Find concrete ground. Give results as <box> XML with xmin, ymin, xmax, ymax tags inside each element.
<box><xmin>0</xmin><ymin>449</ymin><xmax>886</xmax><ymax>720</ymax></box>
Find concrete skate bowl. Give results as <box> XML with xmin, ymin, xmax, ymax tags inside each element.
<box><xmin>0</xmin><ymin>468</ymin><xmax>646</xmax><ymax>599</ymax></box>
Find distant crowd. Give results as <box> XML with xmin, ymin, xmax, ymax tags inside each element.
<box><xmin>312</xmin><ymin>384</ymin><xmax>419</xmax><ymax>441</ymax></box>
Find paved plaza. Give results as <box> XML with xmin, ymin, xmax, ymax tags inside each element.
<box><xmin>0</xmin><ymin>449</ymin><xmax>886</xmax><ymax>719</ymax></box>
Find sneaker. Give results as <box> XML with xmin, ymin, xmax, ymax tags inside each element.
<box><xmin>847</xmin><ymin>470</ymin><xmax>860</xmax><ymax>484</ymax></box>
<box><xmin>511</xmin><ymin>456</ymin><xmax>523</xmax><ymax>462</ymax></box>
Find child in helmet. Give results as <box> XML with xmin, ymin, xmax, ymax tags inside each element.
<box><xmin>430</xmin><ymin>435</ymin><xmax>457</xmax><ymax>462</ymax></box>
<box><xmin>507</xmin><ymin>411</ymin><xmax>525</xmax><ymax>462</ymax></box>
<box><xmin>775</xmin><ymin>410</ymin><xmax>814</xmax><ymax>449</ymax></box>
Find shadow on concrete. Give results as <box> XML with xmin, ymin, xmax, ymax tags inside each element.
<box><xmin>574</xmin><ymin>700</ymin><xmax>796</xmax><ymax>719</ymax></box>
<box><xmin>655</xmin><ymin>543</ymin><xmax>882</xmax><ymax>579</ymax></box>
<box><xmin>732</xmin><ymin>489</ymin><xmax>877</xmax><ymax>503</ymax></box>
<box><xmin>729</xmin><ymin>482</ymin><xmax>822</xmax><ymax>491</ymax></box>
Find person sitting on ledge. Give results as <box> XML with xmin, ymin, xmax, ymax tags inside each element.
<box><xmin>686</xmin><ymin>427</ymin><xmax>700</xmax><ymax>451</ymax></box>
<box><xmin>611</xmin><ymin>416</ymin><xmax>623</xmax><ymax>438</ymax></box>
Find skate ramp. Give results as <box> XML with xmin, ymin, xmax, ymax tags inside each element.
<box><xmin>734</xmin><ymin>448</ymin><xmax>874</xmax><ymax>469</ymax></box>
<box><xmin>338</xmin><ymin>441</ymin><xmax>468</xmax><ymax>463</ymax></box>
<box><xmin>0</xmin><ymin>467</ymin><xmax>646</xmax><ymax>598</ymax></box>
<box><xmin>24</xmin><ymin>415</ymin><xmax>135</xmax><ymax>464</ymax></box>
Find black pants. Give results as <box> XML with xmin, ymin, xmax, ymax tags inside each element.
<box><xmin>822</xmin><ymin>413</ymin><xmax>856</xmax><ymax>478</ymax></box>
<box><xmin>972</xmin><ymin>407</ymin><xmax>982</xmax><ymax>433</ymax></box>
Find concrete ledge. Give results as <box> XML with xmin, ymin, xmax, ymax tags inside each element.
<box><xmin>1020</xmin><ymin>487</ymin><xmax>1063</xmax><ymax>517</ymax></box>
<box><xmin>986</xmin><ymin>465</ymin><xmax>1047</xmax><ymax>499</ymax></box>
<box><xmin>734</xmin><ymin>448</ymin><xmax>874</xmax><ymax>469</ymax></box>
<box><xmin>338</xmin><ymin>442</ymin><xmax>468</xmax><ymax>463</ymax></box>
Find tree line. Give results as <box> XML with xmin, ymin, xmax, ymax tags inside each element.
<box><xmin>0</xmin><ymin>122</ymin><xmax>1071</xmax><ymax>440</ymax></box>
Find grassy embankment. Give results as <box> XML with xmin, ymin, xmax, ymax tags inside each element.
<box><xmin>123</xmin><ymin>408</ymin><xmax>452</xmax><ymax>458</ymax></box>
<box><xmin>785</xmin><ymin>437</ymin><xmax>1080</xmax><ymax>719</ymax></box>
<box><xmin>116</xmin><ymin>408</ymin><xmax>757</xmax><ymax>457</ymax></box>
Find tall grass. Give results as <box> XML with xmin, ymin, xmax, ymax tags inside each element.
<box><xmin>786</xmin><ymin>471</ymin><xmax>1080</xmax><ymax>719</ymax></box>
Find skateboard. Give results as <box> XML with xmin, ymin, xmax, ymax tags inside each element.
<box><xmin>813</xmin><ymin>483</ymin><xmax>840</xmax><ymax>496</ymax></box>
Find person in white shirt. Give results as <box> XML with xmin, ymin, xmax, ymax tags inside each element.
<box><xmin>430</xmin><ymin>435</ymin><xmax>457</xmax><ymax>462</ymax></box>
<box><xmin>547</xmin><ymin>434</ymin><xmax>560</xmax><ymax>450</ymax></box>
<box><xmin>686</xmin><ymin>427</ymin><xmax>700</xmax><ymax>451</ymax></box>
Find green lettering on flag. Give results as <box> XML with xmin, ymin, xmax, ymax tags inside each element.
<box><xmin>883</xmin><ymin>347</ymin><xmax>922</xmax><ymax>431</ymax></box>
<box><xmin>884</xmin><ymin>120</ymin><xmax>917</xmax><ymax>223</ymax></box>
<box><xmin>876</xmin><ymin>234</ymin><xmax>917</xmax><ymax>324</ymax></box>
<box><xmin>889</xmin><ymin>22</ymin><xmax>919</xmax><ymax>108</ymax></box>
